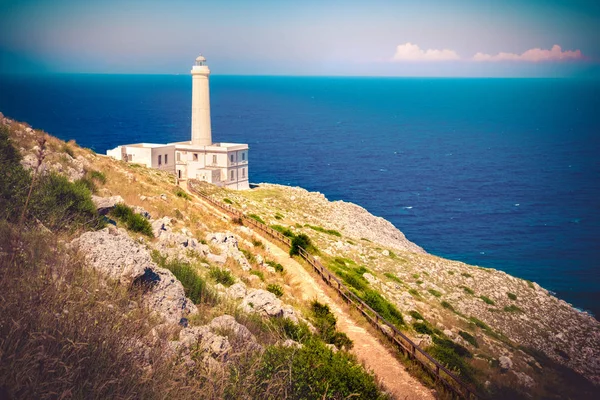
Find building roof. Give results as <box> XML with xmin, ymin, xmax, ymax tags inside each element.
<box><xmin>195</xmin><ymin>55</ymin><xmax>206</xmax><ymax>62</ymax></box>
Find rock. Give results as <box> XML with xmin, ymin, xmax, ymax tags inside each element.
<box><xmin>443</xmin><ymin>329</ymin><xmax>454</xmax><ymax>338</ymax></box>
<box><xmin>133</xmin><ymin>205</ymin><xmax>151</xmax><ymax>219</ymax></box>
<box><xmin>513</xmin><ymin>371</ymin><xmax>535</xmax><ymax>388</ymax></box>
<box><xmin>226</xmin><ymin>283</ymin><xmax>247</xmax><ymax>300</ymax></box>
<box><xmin>160</xmin><ymin>194</ymin><xmax>168</xmax><ymax>201</ymax></box>
<box><xmin>415</xmin><ymin>334</ymin><xmax>433</xmax><ymax>348</ymax></box>
<box><xmin>255</xmin><ymin>254</ymin><xmax>264</xmax><ymax>266</ymax></box>
<box><xmin>240</xmin><ymin>289</ymin><xmax>299</xmax><ymax>322</ymax></box>
<box><xmin>382</xmin><ymin>249</ymin><xmax>390</xmax><ymax>256</ymax></box>
<box><xmin>499</xmin><ymin>356</ymin><xmax>513</xmax><ymax>371</ymax></box>
<box><xmin>173</xmin><ymin>325</ymin><xmax>231</xmax><ymax>360</ymax></box>
<box><xmin>72</xmin><ymin>227</ymin><xmax>197</xmax><ymax>324</ymax></box>
<box><xmin>91</xmin><ymin>195</ymin><xmax>124</xmax><ymax>215</ymax></box>
<box><xmin>363</xmin><ymin>272</ymin><xmax>378</xmax><ymax>285</ymax></box>
<box><xmin>207</xmin><ymin>253</ymin><xmax>227</xmax><ymax>265</ymax></box>
<box><xmin>209</xmin><ymin>315</ymin><xmax>255</xmax><ymax>344</ymax></box>
<box><xmin>326</xmin><ymin>344</ymin><xmax>339</xmax><ymax>353</ymax></box>
<box><xmin>281</xmin><ymin>339</ymin><xmax>303</xmax><ymax>349</ymax></box>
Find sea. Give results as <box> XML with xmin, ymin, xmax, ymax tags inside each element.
<box><xmin>1</xmin><ymin>74</ymin><xmax>599</xmax><ymax>317</ymax></box>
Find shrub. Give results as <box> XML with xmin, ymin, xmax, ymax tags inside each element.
<box><xmin>251</xmin><ymin>239</ymin><xmax>263</xmax><ymax>248</ymax></box>
<box><xmin>223</xmin><ymin>198</ymin><xmax>233</xmax><ymax>204</ymax></box>
<box><xmin>428</xmin><ymin>289</ymin><xmax>442</xmax><ymax>297</ymax></box>
<box><xmin>469</xmin><ymin>317</ymin><xmax>491</xmax><ymax>331</ymax></box>
<box><xmin>526</xmin><ymin>280</ymin><xmax>535</xmax><ymax>289</ymax></box>
<box><xmin>462</xmin><ymin>272</ymin><xmax>473</xmax><ymax>278</ymax></box>
<box><xmin>240</xmin><ymin>248</ymin><xmax>256</xmax><ymax>264</ymax></box>
<box><xmin>110</xmin><ymin>203</ymin><xmax>153</xmax><ymax>237</ymax></box>
<box><xmin>305</xmin><ymin>224</ymin><xmax>342</xmax><ymax>237</ymax></box>
<box><xmin>76</xmin><ymin>176</ymin><xmax>98</xmax><ymax>194</ymax></box>
<box><xmin>248</xmin><ymin>213</ymin><xmax>265</xmax><ymax>224</ymax></box>
<box><xmin>89</xmin><ymin>170</ymin><xmax>107</xmax><ymax>184</ymax></box>
<box><xmin>409</xmin><ymin>289</ymin><xmax>421</xmax><ymax>297</ymax></box>
<box><xmin>271</xmin><ymin>224</ymin><xmax>294</xmax><ymax>238</ymax></box>
<box><xmin>416</xmin><ymin>280</ymin><xmax>423</xmax><ymax>285</ymax></box>
<box><xmin>274</xmin><ymin>212</ymin><xmax>283</xmax><ymax>220</ymax></box>
<box><xmin>413</xmin><ymin>322</ymin><xmax>433</xmax><ymax>335</ymax></box>
<box><xmin>480</xmin><ymin>295</ymin><xmax>495</xmax><ymax>305</ymax></box>
<box><xmin>458</xmin><ymin>330</ymin><xmax>479</xmax><ymax>347</ymax></box>
<box><xmin>0</xmin><ymin>126</ymin><xmax>31</xmax><ymax>222</ymax></box>
<box><xmin>409</xmin><ymin>310</ymin><xmax>425</xmax><ymax>321</ymax></box>
<box><xmin>310</xmin><ymin>301</ymin><xmax>353</xmax><ymax>350</ymax></box>
<box><xmin>174</xmin><ymin>189</ymin><xmax>190</xmax><ymax>200</ymax></box>
<box><xmin>32</xmin><ymin>173</ymin><xmax>104</xmax><ymax>231</ymax></box>
<box><xmin>289</xmin><ymin>233</ymin><xmax>316</xmax><ymax>256</ymax></box>
<box><xmin>208</xmin><ymin>267</ymin><xmax>235</xmax><ymax>287</ymax></box>
<box><xmin>338</xmin><ymin>270</ymin><xmax>369</xmax><ymax>292</ymax></box>
<box><xmin>266</xmin><ymin>284</ymin><xmax>284</xmax><ymax>298</ymax></box>
<box><xmin>362</xmin><ymin>290</ymin><xmax>404</xmax><ymax>327</ymax></box>
<box><xmin>412</xmin><ymin>273</ymin><xmax>420</xmax><ymax>279</ymax></box>
<box><xmin>448</xmin><ymin>270</ymin><xmax>455</xmax><ymax>275</ymax></box>
<box><xmin>507</xmin><ymin>292</ymin><xmax>517</xmax><ymax>300</ymax></box>
<box><xmin>462</xmin><ymin>286</ymin><xmax>475</xmax><ymax>295</ymax></box>
<box><xmin>428</xmin><ymin>339</ymin><xmax>476</xmax><ymax>384</ymax></box>
<box><xmin>255</xmin><ymin>340</ymin><xmax>384</xmax><ymax>399</ymax></box>
<box><xmin>266</xmin><ymin>260</ymin><xmax>284</xmax><ymax>273</ymax></box>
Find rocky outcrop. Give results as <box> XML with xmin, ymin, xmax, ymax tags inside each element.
<box><xmin>71</xmin><ymin>226</ymin><xmax>197</xmax><ymax>324</ymax></box>
<box><xmin>91</xmin><ymin>195</ymin><xmax>124</xmax><ymax>215</ymax></box>
<box><xmin>206</xmin><ymin>232</ymin><xmax>251</xmax><ymax>271</ymax></box>
<box><xmin>240</xmin><ymin>289</ymin><xmax>299</xmax><ymax>323</ymax></box>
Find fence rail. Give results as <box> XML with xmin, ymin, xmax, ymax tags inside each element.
<box><xmin>188</xmin><ymin>180</ymin><xmax>477</xmax><ymax>399</ymax></box>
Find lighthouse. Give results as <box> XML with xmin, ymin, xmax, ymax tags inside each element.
<box><xmin>107</xmin><ymin>54</ymin><xmax>249</xmax><ymax>190</ymax></box>
<box><xmin>191</xmin><ymin>55</ymin><xmax>212</xmax><ymax>146</ymax></box>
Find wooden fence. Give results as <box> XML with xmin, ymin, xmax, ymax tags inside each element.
<box><xmin>188</xmin><ymin>180</ymin><xmax>477</xmax><ymax>399</ymax></box>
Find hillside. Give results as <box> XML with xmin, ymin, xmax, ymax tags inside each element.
<box><xmin>1</xmin><ymin>113</ymin><xmax>599</xmax><ymax>399</ymax></box>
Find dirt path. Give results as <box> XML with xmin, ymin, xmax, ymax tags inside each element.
<box><xmin>189</xmin><ymin>193</ymin><xmax>434</xmax><ymax>399</ymax></box>
<box><xmin>261</xmin><ymin>237</ymin><xmax>435</xmax><ymax>400</ymax></box>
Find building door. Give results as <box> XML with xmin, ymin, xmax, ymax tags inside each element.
<box><xmin>178</xmin><ymin>170</ymin><xmax>182</xmax><ymax>179</ymax></box>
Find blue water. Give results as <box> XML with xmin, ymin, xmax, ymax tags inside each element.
<box><xmin>1</xmin><ymin>74</ymin><xmax>599</xmax><ymax>317</ymax></box>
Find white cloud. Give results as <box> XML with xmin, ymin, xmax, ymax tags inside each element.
<box><xmin>392</xmin><ymin>42</ymin><xmax>460</xmax><ymax>62</ymax></box>
<box><xmin>473</xmin><ymin>45</ymin><xmax>583</xmax><ymax>62</ymax></box>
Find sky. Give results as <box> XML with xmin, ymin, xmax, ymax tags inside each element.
<box><xmin>0</xmin><ymin>0</ymin><xmax>599</xmax><ymax>77</ymax></box>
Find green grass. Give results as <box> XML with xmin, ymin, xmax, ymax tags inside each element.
<box><xmin>416</xmin><ymin>280</ymin><xmax>423</xmax><ymax>285</ymax></box>
<box><xmin>408</xmin><ymin>289</ymin><xmax>421</xmax><ymax>298</ymax></box>
<box><xmin>428</xmin><ymin>289</ymin><xmax>442</xmax><ymax>297</ymax></box>
<box><xmin>250</xmin><ymin>270</ymin><xmax>264</xmax><ymax>281</ymax></box>
<box><xmin>503</xmin><ymin>305</ymin><xmax>524</xmax><ymax>313</ymax></box>
<box><xmin>274</xmin><ymin>212</ymin><xmax>284</xmax><ymax>220</ymax></box>
<box><xmin>428</xmin><ymin>337</ymin><xmax>476</xmax><ymax>384</ymax></box>
<box><xmin>208</xmin><ymin>267</ymin><xmax>235</xmax><ymax>287</ymax></box>
<box><xmin>248</xmin><ymin>213</ymin><xmax>265</xmax><ymax>224</ymax></box>
<box><xmin>223</xmin><ymin>198</ymin><xmax>233</xmax><ymax>204</ymax></box>
<box><xmin>384</xmin><ymin>272</ymin><xmax>403</xmax><ymax>284</ymax></box>
<box><xmin>413</xmin><ymin>322</ymin><xmax>433</xmax><ymax>335</ymax></box>
<box><xmin>526</xmin><ymin>280</ymin><xmax>535</xmax><ymax>289</ymax></box>
<box><xmin>458</xmin><ymin>330</ymin><xmax>479</xmax><ymax>347</ymax></box>
<box><xmin>240</xmin><ymin>248</ymin><xmax>256</xmax><ymax>264</ymax></box>
<box><xmin>111</xmin><ymin>203</ymin><xmax>153</xmax><ymax>237</ymax></box>
<box><xmin>362</xmin><ymin>290</ymin><xmax>404</xmax><ymax>327</ymax></box>
<box><xmin>174</xmin><ymin>188</ymin><xmax>190</xmax><ymax>200</ymax></box>
<box><xmin>266</xmin><ymin>260</ymin><xmax>284</xmax><ymax>273</ymax></box>
<box><xmin>480</xmin><ymin>295</ymin><xmax>495</xmax><ymax>305</ymax></box>
<box><xmin>461</xmin><ymin>272</ymin><xmax>473</xmax><ymax>278</ymax></box>
<box><xmin>412</xmin><ymin>273</ymin><xmax>420</xmax><ymax>279</ymax></box>
<box><xmin>310</xmin><ymin>301</ymin><xmax>353</xmax><ymax>350</ymax></box>
<box><xmin>507</xmin><ymin>292</ymin><xmax>517</xmax><ymax>300</ymax></box>
<box><xmin>462</xmin><ymin>286</ymin><xmax>475</xmax><ymax>295</ymax></box>
<box><xmin>152</xmin><ymin>251</ymin><xmax>216</xmax><ymax>305</ymax></box>
<box><xmin>441</xmin><ymin>301</ymin><xmax>454</xmax><ymax>311</ymax></box>
<box><xmin>266</xmin><ymin>284</ymin><xmax>284</xmax><ymax>298</ymax></box>
<box><xmin>271</xmin><ymin>224</ymin><xmax>295</xmax><ymax>238</ymax></box>
<box><xmin>447</xmin><ymin>271</ymin><xmax>455</xmax><ymax>275</ymax></box>
<box><xmin>409</xmin><ymin>310</ymin><xmax>425</xmax><ymax>321</ymax></box>
<box><xmin>305</xmin><ymin>224</ymin><xmax>342</xmax><ymax>237</ymax></box>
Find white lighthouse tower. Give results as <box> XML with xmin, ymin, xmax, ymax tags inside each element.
<box><xmin>191</xmin><ymin>55</ymin><xmax>212</xmax><ymax>146</ymax></box>
<box><xmin>106</xmin><ymin>54</ymin><xmax>250</xmax><ymax>190</ymax></box>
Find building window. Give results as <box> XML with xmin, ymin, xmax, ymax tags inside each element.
<box><xmin>127</xmin><ymin>154</ymin><xmax>132</xmax><ymax>162</ymax></box>
<box><xmin>230</xmin><ymin>154</ymin><xmax>234</xmax><ymax>162</ymax></box>
<box><xmin>165</xmin><ymin>154</ymin><xmax>168</xmax><ymax>164</ymax></box>
<box><xmin>212</xmin><ymin>155</ymin><xmax>217</xmax><ymax>164</ymax></box>
<box><xmin>176</xmin><ymin>152</ymin><xmax>180</xmax><ymax>162</ymax></box>
<box><xmin>178</xmin><ymin>170</ymin><xmax>182</xmax><ymax>179</ymax></box>
<box><xmin>230</xmin><ymin>170</ymin><xmax>234</xmax><ymax>181</ymax></box>
<box><xmin>242</xmin><ymin>168</ymin><xmax>245</xmax><ymax>178</ymax></box>
<box><xmin>242</xmin><ymin>152</ymin><xmax>245</xmax><ymax>161</ymax></box>
<box><xmin>158</xmin><ymin>155</ymin><xmax>162</xmax><ymax>165</ymax></box>
<box><xmin>193</xmin><ymin>153</ymin><xmax>198</xmax><ymax>161</ymax></box>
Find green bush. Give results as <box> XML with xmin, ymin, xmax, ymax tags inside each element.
<box><xmin>469</xmin><ymin>316</ymin><xmax>491</xmax><ymax>331</ymax></box>
<box><xmin>248</xmin><ymin>213</ymin><xmax>265</xmax><ymax>224</ymax></box>
<box><xmin>89</xmin><ymin>170</ymin><xmax>107</xmax><ymax>184</ymax></box>
<box><xmin>274</xmin><ymin>212</ymin><xmax>284</xmax><ymax>220</ymax></box>
<box><xmin>32</xmin><ymin>173</ymin><xmax>104</xmax><ymax>231</ymax></box>
<box><xmin>441</xmin><ymin>301</ymin><xmax>455</xmax><ymax>311</ymax></box>
<box><xmin>240</xmin><ymin>248</ymin><xmax>256</xmax><ymax>264</ymax></box>
<box><xmin>507</xmin><ymin>292</ymin><xmax>517</xmax><ymax>300</ymax></box>
<box><xmin>266</xmin><ymin>284</ymin><xmax>284</xmax><ymax>298</ymax></box>
<box><xmin>480</xmin><ymin>295</ymin><xmax>495</xmax><ymax>305</ymax></box>
<box><xmin>310</xmin><ymin>301</ymin><xmax>353</xmax><ymax>350</ymax></box>
<box><xmin>413</xmin><ymin>322</ymin><xmax>433</xmax><ymax>335</ymax></box>
<box><xmin>223</xmin><ymin>198</ymin><xmax>233</xmax><ymax>204</ymax></box>
<box><xmin>174</xmin><ymin>189</ymin><xmax>190</xmax><ymax>200</ymax></box>
<box><xmin>289</xmin><ymin>233</ymin><xmax>316</xmax><ymax>256</ymax></box>
<box><xmin>362</xmin><ymin>290</ymin><xmax>404</xmax><ymax>327</ymax></box>
<box><xmin>409</xmin><ymin>310</ymin><xmax>425</xmax><ymax>321</ymax></box>
<box><xmin>208</xmin><ymin>267</ymin><xmax>235</xmax><ymax>287</ymax></box>
<box><xmin>110</xmin><ymin>203</ymin><xmax>153</xmax><ymax>237</ymax></box>
<box><xmin>338</xmin><ymin>270</ymin><xmax>369</xmax><ymax>292</ymax></box>
<box><xmin>462</xmin><ymin>272</ymin><xmax>473</xmax><ymax>278</ymax></box>
<box><xmin>458</xmin><ymin>330</ymin><xmax>479</xmax><ymax>347</ymax></box>
<box><xmin>428</xmin><ymin>339</ymin><xmax>476</xmax><ymax>384</ymax></box>
<box><xmin>266</xmin><ymin>260</ymin><xmax>284</xmax><ymax>273</ymax></box>
<box><xmin>255</xmin><ymin>340</ymin><xmax>384</xmax><ymax>399</ymax></box>
<box><xmin>409</xmin><ymin>289</ymin><xmax>421</xmax><ymax>298</ymax></box>
<box><xmin>270</xmin><ymin>317</ymin><xmax>311</xmax><ymax>343</ymax></box>
<box><xmin>428</xmin><ymin>289</ymin><xmax>442</xmax><ymax>297</ymax></box>
<box><xmin>76</xmin><ymin>176</ymin><xmax>97</xmax><ymax>194</ymax></box>
<box><xmin>271</xmin><ymin>224</ymin><xmax>294</xmax><ymax>238</ymax></box>
<box><xmin>0</xmin><ymin>126</ymin><xmax>31</xmax><ymax>222</ymax></box>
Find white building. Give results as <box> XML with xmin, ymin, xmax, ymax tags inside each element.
<box><xmin>107</xmin><ymin>55</ymin><xmax>249</xmax><ymax>190</ymax></box>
